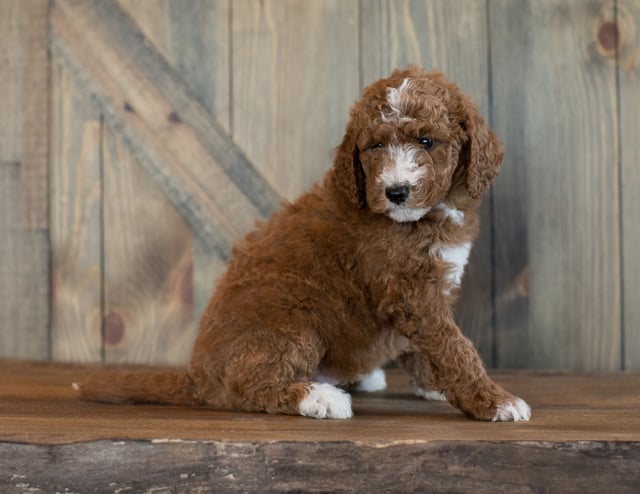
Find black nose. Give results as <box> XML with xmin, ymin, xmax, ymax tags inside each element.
<box><xmin>385</xmin><ymin>185</ymin><xmax>410</xmax><ymax>204</ymax></box>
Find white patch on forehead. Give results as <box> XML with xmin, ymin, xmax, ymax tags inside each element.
<box><xmin>387</xmin><ymin>78</ymin><xmax>411</xmax><ymax>112</ymax></box>
<box><xmin>434</xmin><ymin>242</ymin><xmax>471</xmax><ymax>294</ymax></box>
<box><xmin>382</xmin><ymin>78</ymin><xmax>414</xmax><ymax>122</ymax></box>
<box><xmin>388</xmin><ymin>206</ymin><xmax>431</xmax><ymax>223</ymax></box>
<box><xmin>380</xmin><ymin>144</ymin><xmax>421</xmax><ymax>187</ymax></box>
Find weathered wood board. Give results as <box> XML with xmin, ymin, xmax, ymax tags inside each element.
<box><xmin>619</xmin><ymin>0</ymin><xmax>640</xmax><ymax>370</ymax></box>
<box><xmin>490</xmin><ymin>0</ymin><xmax>621</xmax><ymax>370</ymax></box>
<box><xmin>231</xmin><ymin>0</ymin><xmax>360</xmax><ymax>200</ymax></box>
<box><xmin>0</xmin><ymin>169</ymin><xmax>49</xmax><ymax>359</ymax></box>
<box><xmin>0</xmin><ymin>0</ymin><xmax>24</xmax><ymax>163</ymax></box>
<box><xmin>49</xmin><ymin>61</ymin><xmax>103</xmax><ymax>362</ymax></box>
<box><xmin>19</xmin><ymin>0</ymin><xmax>49</xmax><ymax>230</ymax></box>
<box><xmin>117</xmin><ymin>0</ymin><xmax>231</xmax><ymax>340</ymax></box>
<box><xmin>1</xmin><ymin>361</ymin><xmax>639</xmax><ymax>493</ymax></box>
<box><xmin>0</xmin><ymin>0</ymin><xmax>50</xmax><ymax>360</ymax></box>
<box><xmin>50</xmin><ymin>0</ymin><xmax>280</xmax><ymax>257</ymax></box>
<box><xmin>102</xmin><ymin>127</ymin><xmax>196</xmax><ymax>364</ymax></box>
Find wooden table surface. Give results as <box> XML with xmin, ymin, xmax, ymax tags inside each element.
<box><xmin>1</xmin><ymin>360</ymin><xmax>639</xmax><ymax>444</ymax></box>
<box><xmin>1</xmin><ymin>360</ymin><xmax>639</xmax><ymax>493</ymax></box>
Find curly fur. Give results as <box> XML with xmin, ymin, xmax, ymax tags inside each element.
<box><xmin>77</xmin><ymin>66</ymin><xmax>530</xmax><ymax>422</ymax></box>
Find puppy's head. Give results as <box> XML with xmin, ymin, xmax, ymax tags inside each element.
<box><xmin>332</xmin><ymin>66</ymin><xmax>503</xmax><ymax>222</ymax></box>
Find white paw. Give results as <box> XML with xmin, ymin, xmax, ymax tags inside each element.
<box><xmin>299</xmin><ymin>383</ymin><xmax>353</xmax><ymax>419</ymax></box>
<box><xmin>492</xmin><ymin>397</ymin><xmax>531</xmax><ymax>422</ymax></box>
<box><xmin>356</xmin><ymin>368</ymin><xmax>387</xmax><ymax>392</ymax></box>
<box><xmin>413</xmin><ymin>385</ymin><xmax>447</xmax><ymax>401</ymax></box>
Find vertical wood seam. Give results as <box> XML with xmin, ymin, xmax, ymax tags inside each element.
<box><xmin>46</xmin><ymin>1</ymin><xmax>54</xmax><ymax>361</ymax></box>
<box><xmin>228</xmin><ymin>0</ymin><xmax>234</xmax><ymax>138</ymax></box>
<box><xmin>99</xmin><ymin>114</ymin><xmax>106</xmax><ymax>364</ymax></box>
<box><xmin>357</xmin><ymin>0</ymin><xmax>363</xmax><ymax>90</ymax></box>
<box><xmin>486</xmin><ymin>0</ymin><xmax>498</xmax><ymax>368</ymax></box>
<box><xmin>614</xmin><ymin>0</ymin><xmax>625</xmax><ymax>371</ymax></box>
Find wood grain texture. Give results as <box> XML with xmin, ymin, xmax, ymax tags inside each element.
<box><xmin>619</xmin><ymin>0</ymin><xmax>640</xmax><ymax>370</ymax></box>
<box><xmin>2</xmin><ymin>441</ymin><xmax>638</xmax><ymax>494</ymax></box>
<box><xmin>118</xmin><ymin>0</ymin><xmax>231</xmax><ymax>323</ymax></box>
<box><xmin>19</xmin><ymin>0</ymin><xmax>49</xmax><ymax>229</ymax></box>
<box><xmin>162</xmin><ymin>0</ymin><xmax>233</xmax><ymax>322</ymax></box>
<box><xmin>1</xmin><ymin>361</ymin><xmax>639</xmax><ymax>492</ymax></box>
<box><xmin>116</xmin><ymin>0</ymin><xmax>173</xmax><ymax>60</ymax></box>
<box><xmin>0</xmin><ymin>1</ymin><xmax>50</xmax><ymax>360</ymax></box>
<box><xmin>49</xmin><ymin>61</ymin><xmax>103</xmax><ymax>362</ymax></box>
<box><xmin>117</xmin><ymin>0</ymin><xmax>230</xmax><ymax>132</ymax></box>
<box><xmin>50</xmin><ymin>0</ymin><xmax>280</xmax><ymax>260</ymax></box>
<box><xmin>2</xmin><ymin>362</ymin><xmax>640</xmax><ymax>444</ymax></box>
<box><xmin>102</xmin><ymin>127</ymin><xmax>196</xmax><ymax>365</ymax></box>
<box><xmin>491</xmin><ymin>0</ymin><xmax>621</xmax><ymax>370</ymax></box>
<box><xmin>0</xmin><ymin>0</ymin><xmax>22</xmax><ymax>163</ymax></box>
<box><xmin>102</xmin><ymin>0</ymin><xmax>195</xmax><ymax>365</ymax></box>
<box><xmin>0</xmin><ymin>167</ymin><xmax>49</xmax><ymax>359</ymax></box>
<box><xmin>489</xmin><ymin>1</ymin><xmax>534</xmax><ymax>368</ymax></box>
<box><xmin>232</xmin><ymin>0</ymin><xmax>360</xmax><ymax>200</ymax></box>
<box><xmin>360</xmin><ymin>0</ymin><xmax>494</xmax><ymax>363</ymax></box>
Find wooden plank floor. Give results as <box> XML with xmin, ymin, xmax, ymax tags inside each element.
<box><xmin>1</xmin><ymin>360</ymin><xmax>639</xmax><ymax>493</ymax></box>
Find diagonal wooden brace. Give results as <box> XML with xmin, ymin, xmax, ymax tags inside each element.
<box><xmin>50</xmin><ymin>0</ymin><xmax>282</xmax><ymax>260</ymax></box>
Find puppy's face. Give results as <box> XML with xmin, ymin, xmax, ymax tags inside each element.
<box><xmin>332</xmin><ymin>67</ymin><xmax>503</xmax><ymax>221</ymax></box>
<box><xmin>356</xmin><ymin>81</ymin><xmax>460</xmax><ymax>222</ymax></box>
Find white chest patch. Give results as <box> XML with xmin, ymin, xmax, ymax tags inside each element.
<box><xmin>437</xmin><ymin>203</ymin><xmax>464</xmax><ymax>225</ymax></box>
<box><xmin>435</xmin><ymin>242</ymin><xmax>471</xmax><ymax>294</ymax></box>
<box><xmin>388</xmin><ymin>206</ymin><xmax>431</xmax><ymax>223</ymax></box>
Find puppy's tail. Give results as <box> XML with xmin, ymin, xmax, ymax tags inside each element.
<box><xmin>73</xmin><ymin>370</ymin><xmax>202</xmax><ymax>406</ymax></box>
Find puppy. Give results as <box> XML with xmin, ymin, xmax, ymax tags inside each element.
<box><xmin>77</xmin><ymin>66</ymin><xmax>531</xmax><ymax>422</ymax></box>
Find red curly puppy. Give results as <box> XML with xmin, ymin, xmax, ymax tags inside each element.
<box><xmin>77</xmin><ymin>66</ymin><xmax>531</xmax><ymax>422</ymax></box>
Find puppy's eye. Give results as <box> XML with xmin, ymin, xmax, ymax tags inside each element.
<box><xmin>418</xmin><ymin>138</ymin><xmax>435</xmax><ymax>150</ymax></box>
<box><xmin>370</xmin><ymin>143</ymin><xmax>384</xmax><ymax>150</ymax></box>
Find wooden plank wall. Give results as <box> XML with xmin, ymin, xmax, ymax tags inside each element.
<box><xmin>491</xmin><ymin>0</ymin><xmax>622</xmax><ymax>371</ymax></box>
<box><xmin>50</xmin><ymin>60</ymin><xmax>102</xmax><ymax>361</ymax></box>
<box><xmin>620</xmin><ymin>0</ymin><xmax>640</xmax><ymax>370</ymax></box>
<box><xmin>0</xmin><ymin>0</ymin><xmax>50</xmax><ymax>359</ymax></box>
<box><xmin>1</xmin><ymin>0</ymin><xmax>638</xmax><ymax>371</ymax></box>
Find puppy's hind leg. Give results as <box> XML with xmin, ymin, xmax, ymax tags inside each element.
<box><xmin>223</xmin><ymin>332</ymin><xmax>353</xmax><ymax>419</ymax></box>
<box><xmin>229</xmin><ymin>378</ymin><xmax>353</xmax><ymax>419</ymax></box>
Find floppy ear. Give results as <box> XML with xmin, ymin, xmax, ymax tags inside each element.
<box><xmin>461</xmin><ymin>99</ymin><xmax>504</xmax><ymax>199</ymax></box>
<box><xmin>332</xmin><ymin>124</ymin><xmax>366</xmax><ymax>208</ymax></box>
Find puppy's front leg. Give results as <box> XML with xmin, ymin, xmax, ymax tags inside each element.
<box><xmin>406</xmin><ymin>314</ymin><xmax>531</xmax><ymax>422</ymax></box>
